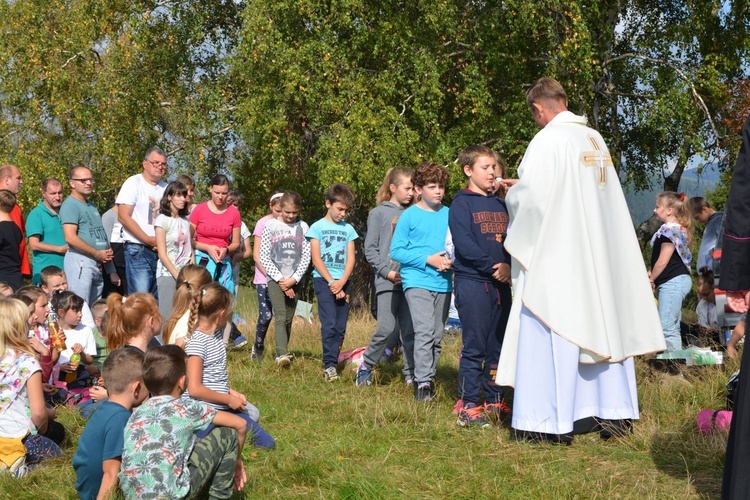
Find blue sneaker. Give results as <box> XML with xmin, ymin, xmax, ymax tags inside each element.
<box><xmin>232</xmin><ymin>335</ymin><xmax>248</xmax><ymax>349</ymax></box>
<box><xmin>355</xmin><ymin>368</ymin><xmax>372</xmax><ymax>386</ymax></box>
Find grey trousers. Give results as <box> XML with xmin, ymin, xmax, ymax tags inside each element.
<box><xmin>267</xmin><ymin>280</ymin><xmax>299</xmax><ymax>356</ymax></box>
<box><xmin>404</xmin><ymin>288</ymin><xmax>450</xmax><ymax>385</ymax></box>
<box><xmin>362</xmin><ymin>290</ymin><xmax>414</xmax><ymax>378</ymax></box>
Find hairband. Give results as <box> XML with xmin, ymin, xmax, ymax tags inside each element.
<box><xmin>270</xmin><ymin>193</ymin><xmax>283</xmax><ymax>202</ymax></box>
<box><xmin>201</xmin><ymin>288</ymin><xmax>206</xmax><ymax>296</ymax></box>
<box><xmin>679</xmin><ymin>192</ymin><xmax>686</xmax><ymax>201</ymax></box>
<box><xmin>122</xmin><ymin>296</ymin><xmax>127</xmax><ymax>304</ymax></box>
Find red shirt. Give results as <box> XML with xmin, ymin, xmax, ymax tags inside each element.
<box><xmin>189</xmin><ymin>202</ymin><xmax>241</xmax><ymax>248</ymax></box>
<box><xmin>11</xmin><ymin>204</ymin><xmax>30</xmax><ymax>277</ymax></box>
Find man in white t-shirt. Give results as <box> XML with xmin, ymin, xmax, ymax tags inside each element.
<box><xmin>116</xmin><ymin>147</ymin><xmax>167</xmax><ymax>296</ymax></box>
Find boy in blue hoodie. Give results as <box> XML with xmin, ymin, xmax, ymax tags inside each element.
<box><xmin>449</xmin><ymin>145</ymin><xmax>512</xmax><ymax>427</ymax></box>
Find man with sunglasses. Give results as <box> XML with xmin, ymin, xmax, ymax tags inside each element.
<box><xmin>116</xmin><ymin>147</ymin><xmax>167</xmax><ymax>297</ymax></box>
<box><xmin>60</xmin><ymin>166</ymin><xmax>119</xmax><ymax>305</ymax></box>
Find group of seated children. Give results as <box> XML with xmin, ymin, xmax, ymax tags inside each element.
<box><xmin>0</xmin><ymin>259</ymin><xmax>274</xmax><ymax>497</ymax></box>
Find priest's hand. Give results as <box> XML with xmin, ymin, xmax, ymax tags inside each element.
<box><xmin>499</xmin><ymin>178</ymin><xmax>518</xmax><ymax>190</ymax></box>
<box><xmin>727</xmin><ymin>291</ymin><xmax>750</xmax><ymax>313</ymax></box>
<box><xmin>492</xmin><ymin>263</ymin><xmax>511</xmax><ymax>283</ymax></box>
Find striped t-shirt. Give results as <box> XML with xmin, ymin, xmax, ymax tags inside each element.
<box><xmin>183</xmin><ymin>329</ymin><xmax>230</xmax><ymax>410</ymax></box>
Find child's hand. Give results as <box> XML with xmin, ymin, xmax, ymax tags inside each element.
<box><xmin>227</xmin><ymin>394</ymin><xmax>245</xmax><ymax>411</ymax></box>
<box><xmin>329</xmin><ymin>279</ymin><xmax>344</xmax><ymax>295</ymax></box>
<box><xmin>42</xmin><ymin>383</ymin><xmax>56</xmax><ymax>394</ymax></box>
<box><xmin>229</xmin><ymin>388</ymin><xmax>247</xmax><ymax>406</ymax></box>
<box><xmin>28</xmin><ymin>337</ymin><xmax>50</xmax><ymax>356</ymax></box>
<box><xmin>279</xmin><ymin>277</ymin><xmax>296</xmax><ymax>290</ymax></box>
<box><xmin>72</xmin><ymin>343</ymin><xmax>83</xmax><ymax>354</ymax></box>
<box><xmin>283</xmin><ymin>288</ymin><xmax>296</xmax><ymax>299</ymax></box>
<box><xmin>335</xmin><ymin>290</ymin><xmax>346</xmax><ymax>300</ymax></box>
<box><xmin>60</xmin><ymin>362</ymin><xmax>77</xmax><ymax>373</ymax></box>
<box><xmin>386</xmin><ymin>271</ymin><xmax>402</xmax><ymax>286</ymax></box>
<box><xmin>492</xmin><ymin>263</ymin><xmax>511</xmax><ymax>283</ymax></box>
<box><xmin>90</xmin><ymin>385</ymin><xmax>108</xmax><ymax>402</ymax></box>
<box><xmin>426</xmin><ymin>252</ymin><xmax>446</xmax><ymax>270</ymax></box>
<box><xmin>234</xmin><ymin>460</ymin><xmax>247</xmax><ymax>491</ymax></box>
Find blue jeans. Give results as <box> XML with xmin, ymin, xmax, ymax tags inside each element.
<box><xmin>657</xmin><ymin>274</ymin><xmax>692</xmax><ymax>351</ymax></box>
<box><xmin>314</xmin><ymin>277</ymin><xmax>351</xmax><ymax>369</ymax></box>
<box><xmin>64</xmin><ymin>249</ymin><xmax>103</xmax><ymax>305</ymax></box>
<box><xmin>124</xmin><ymin>243</ymin><xmax>158</xmax><ymax>297</ymax></box>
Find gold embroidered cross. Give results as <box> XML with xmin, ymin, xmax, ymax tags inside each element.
<box><xmin>581</xmin><ymin>136</ymin><xmax>613</xmax><ymax>186</ymax></box>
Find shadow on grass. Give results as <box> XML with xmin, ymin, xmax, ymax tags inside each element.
<box><xmin>649</xmin><ymin>430</ymin><xmax>724</xmax><ymax>498</ymax></box>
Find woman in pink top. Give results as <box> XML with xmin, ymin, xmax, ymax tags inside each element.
<box><xmin>189</xmin><ymin>175</ymin><xmax>241</xmax><ymax>294</ymax></box>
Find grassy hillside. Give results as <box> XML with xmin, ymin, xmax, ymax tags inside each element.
<box><xmin>0</xmin><ymin>287</ymin><xmax>731</xmax><ymax>499</ymax></box>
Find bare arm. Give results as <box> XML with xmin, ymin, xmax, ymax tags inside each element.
<box><xmin>118</xmin><ymin>204</ymin><xmax>155</xmax><ymax>248</ymax></box>
<box><xmin>97</xmin><ymin>458</ymin><xmax>122</xmax><ymax>500</ymax></box>
<box><xmin>186</xmin><ymin>355</ymin><xmax>244</xmax><ymax>410</ymax></box>
<box><xmin>63</xmin><ymin>224</ymin><xmax>110</xmax><ymax>261</ymax></box>
<box><xmin>27</xmin><ymin>371</ymin><xmax>48</xmax><ymax>435</ymax></box>
<box><xmin>28</xmin><ymin>235</ymin><xmax>68</xmax><ymax>254</ymax></box>
<box><xmin>155</xmin><ymin>226</ymin><xmax>180</xmax><ymax>279</ymax></box>
<box><xmin>650</xmin><ymin>242</ymin><xmax>675</xmax><ymax>284</ymax></box>
<box><xmin>310</xmin><ymin>239</ymin><xmax>333</xmax><ymax>283</ymax></box>
<box><xmin>227</xmin><ymin>226</ymin><xmax>241</xmax><ymax>254</ymax></box>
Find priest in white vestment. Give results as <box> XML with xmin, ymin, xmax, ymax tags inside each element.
<box><xmin>496</xmin><ymin>77</ymin><xmax>666</xmax><ymax>442</ymax></box>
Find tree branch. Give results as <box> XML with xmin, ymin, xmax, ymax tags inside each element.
<box><xmin>602</xmin><ymin>53</ymin><xmax>722</xmax><ymax>159</ymax></box>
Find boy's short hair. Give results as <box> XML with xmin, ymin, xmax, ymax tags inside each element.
<box><xmin>40</xmin><ymin>265</ymin><xmax>65</xmax><ymax>287</ymax></box>
<box><xmin>175</xmin><ymin>174</ymin><xmax>195</xmax><ymax>190</ymax></box>
<box><xmin>326</xmin><ymin>183</ymin><xmax>355</xmax><ymax>207</ymax></box>
<box><xmin>102</xmin><ymin>348</ymin><xmax>144</xmax><ymax>394</ymax></box>
<box><xmin>227</xmin><ymin>188</ymin><xmax>243</xmax><ymax>206</ymax></box>
<box><xmin>0</xmin><ymin>189</ymin><xmax>16</xmax><ymax>213</ymax></box>
<box><xmin>413</xmin><ymin>161</ymin><xmax>450</xmax><ymax>188</ymax></box>
<box><xmin>142</xmin><ymin>345</ymin><xmax>187</xmax><ymax>396</ymax></box>
<box><xmin>91</xmin><ymin>299</ymin><xmax>108</xmax><ymax>319</ymax></box>
<box><xmin>526</xmin><ymin>77</ymin><xmax>567</xmax><ymax>109</ymax></box>
<box><xmin>689</xmin><ymin>196</ymin><xmax>710</xmax><ymax>215</ymax></box>
<box><xmin>458</xmin><ymin>145</ymin><xmax>496</xmax><ymax>176</ymax></box>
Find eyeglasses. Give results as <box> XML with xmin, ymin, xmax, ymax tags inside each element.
<box><xmin>71</xmin><ymin>178</ymin><xmax>94</xmax><ymax>184</ymax></box>
<box><xmin>147</xmin><ymin>160</ymin><xmax>167</xmax><ymax>168</ymax></box>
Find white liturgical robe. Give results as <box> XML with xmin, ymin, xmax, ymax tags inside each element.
<box><xmin>496</xmin><ymin>111</ymin><xmax>665</xmax><ymax>433</ymax></box>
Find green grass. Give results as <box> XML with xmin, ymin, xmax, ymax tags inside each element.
<box><xmin>0</xmin><ymin>287</ymin><xmax>731</xmax><ymax>499</ymax></box>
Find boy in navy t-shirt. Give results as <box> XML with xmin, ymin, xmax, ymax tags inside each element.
<box><xmin>307</xmin><ymin>183</ymin><xmax>358</xmax><ymax>381</ymax></box>
<box><xmin>73</xmin><ymin>348</ymin><xmax>147</xmax><ymax>500</ymax></box>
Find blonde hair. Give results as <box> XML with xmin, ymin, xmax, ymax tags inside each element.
<box><xmin>376</xmin><ymin>167</ymin><xmax>414</xmax><ymax>205</ymax></box>
<box><xmin>106</xmin><ymin>293</ymin><xmax>161</xmax><ymax>350</ymax></box>
<box><xmin>526</xmin><ymin>77</ymin><xmax>567</xmax><ymax>109</ymax></box>
<box><xmin>163</xmin><ymin>265</ymin><xmax>212</xmax><ymax>344</ymax></box>
<box><xmin>656</xmin><ymin>191</ymin><xmax>694</xmax><ymax>247</ymax></box>
<box><xmin>0</xmin><ymin>298</ymin><xmax>35</xmax><ymax>358</ymax></box>
<box><xmin>186</xmin><ymin>283</ymin><xmax>233</xmax><ymax>344</ymax></box>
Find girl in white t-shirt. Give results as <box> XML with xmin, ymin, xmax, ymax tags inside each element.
<box><xmin>0</xmin><ymin>298</ymin><xmax>62</xmax><ymax>473</ymax></box>
<box><xmin>155</xmin><ymin>181</ymin><xmax>193</xmax><ymax>323</ymax></box>
<box><xmin>52</xmin><ymin>292</ymin><xmax>96</xmax><ymax>388</ymax></box>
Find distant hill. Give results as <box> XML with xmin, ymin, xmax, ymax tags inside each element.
<box><xmin>622</xmin><ymin>163</ymin><xmax>720</xmax><ymax>226</ymax></box>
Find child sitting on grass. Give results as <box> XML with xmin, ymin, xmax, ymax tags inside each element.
<box><xmin>307</xmin><ymin>183</ymin><xmax>358</xmax><ymax>381</ymax></box>
<box><xmin>185</xmin><ymin>282</ymin><xmax>275</xmax><ymax>449</ymax></box>
<box><xmin>106</xmin><ymin>293</ymin><xmax>161</xmax><ymax>353</ymax></box>
<box><xmin>0</xmin><ymin>298</ymin><xmax>62</xmax><ymax>475</ymax></box>
<box><xmin>52</xmin><ymin>291</ymin><xmax>96</xmax><ymax>388</ymax></box>
<box><xmin>120</xmin><ymin>345</ymin><xmax>248</xmax><ymax>499</ymax></box>
<box><xmin>73</xmin><ymin>348</ymin><xmax>147</xmax><ymax>499</ymax></box>
<box><xmin>162</xmin><ymin>265</ymin><xmax>212</xmax><ymax>348</ymax></box>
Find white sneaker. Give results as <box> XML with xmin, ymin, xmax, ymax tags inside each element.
<box><xmin>275</xmin><ymin>354</ymin><xmax>292</xmax><ymax>368</ymax></box>
<box><xmin>323</xmin><ymin>366</ymin><xmax>339</xmax><ymax>381</ymax></box>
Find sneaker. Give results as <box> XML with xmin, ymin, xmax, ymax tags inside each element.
<box><xmin>405</xmin><ymin>376</ymin><xmax>414</xmax><ymax>387</ymax></box>
<box><xmin>452</xmin><ymin>399</ymin><xmax>464</xmax><ymax>415</ymax></box>
<box><xmin>414</xmin><ymin>383</ymin><xmax>435</xmax><ymax>402</ymax></box>
<box><xmin>323</xmin><ymin>366</ymin><xmax>339</xmax><ymax>381</ymax></box>
<box><xmin>275</xmin><ymin>354</ymin><xmax>293</xmax><ymax>368</ymax></box>
<box><xmin>457</xmin><ymin>403</ymin><xmax>490</xmax><ymax>428</ymax></box>
<box><xmin>251</xmin><ymin>344</ymin><xmax>264</xmax><ymax>361</ymax></box>
<box><xmin>355</xmin><ymin>368</ymin><xmax>372</xmax><ymax>386</ymax></box>
<box><xmin>484</xmin><ymin>400</ymin><xmax>512</xmax><ymax>420</ymax></box>
<box><xmin>232</xmin><ymin>335</ymin><xmax>248</xmax><ymax>349</ymax></box>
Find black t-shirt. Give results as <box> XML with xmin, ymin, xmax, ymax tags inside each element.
<box><xmin>650</xmin><ymin>235</ymin><xmax>689</xmax><ymax>287</ymax></box>
<box><xmin>0</xmin><ymin>220</ymin><xmax>22</xmax><ymax>290</ymax></box>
